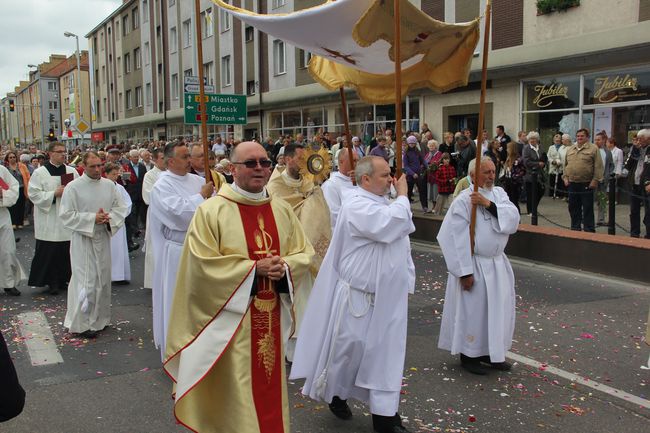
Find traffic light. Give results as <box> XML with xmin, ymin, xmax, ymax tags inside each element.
<box><xmin>9</xmin><ymin>100</ymin><xmax>15</xmax><ymax>112</ymax></box>
<box><xmin>48</xmin><ymin>128</ymin><xmax>56</xmax><ymax>141</ymax></box>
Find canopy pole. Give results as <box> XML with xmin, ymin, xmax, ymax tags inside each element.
<box><xmin>393</xmin><ymin>0</ymin><xmax>403</xmax><ymax>178</ymax></box>
<box><xmin>339</xmin><ymin>87</ymin><xmax>356</xmax><ymax>184</ymax></box>
<box><xmin>470</xmin><ymin>0</ymin><xmax>492</xmax><ymax>254</ymax></box>
<box><xmin>194</xmin><ymin>0</ymin><xmax>211</xmax><ymax>184</ymax></box>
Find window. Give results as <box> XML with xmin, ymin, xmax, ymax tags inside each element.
<box><xmin>171</xmin><ymin>74</ymin><xmax>179</xmax><ymax>100</ymax></box>
<box><xmin>93</xmin><ymin>37</ymin><xmax>98</xmax><ymax>54</ymax></box>
<box><xmin>184</xmin><ymin>68</ymin><xmax>193</xmax><ymax>78</ymax></box>
<box><xmin>117</xmin><ymin>57</ymin><xmax>122</xmax><ymax>77</ymax></box>
<box><xmin>246</xmin><ymin>80</ymin><xmax>256</xmax><ymax>96</ymax></box>
<box><xmin>124</xmin><ymin>53</ymin><xmax>131</xmax><ymax>74</ymax></box>
<box><xmin>47</xmin><ymin>82</ymin><xmax>57</xmax><ymax>91</ymax></box>
<box><xmin>170</xmin><ymin>27</ymin><xmax>177</xmax><ymax>52</ymax></box>
<box><xmin>126</xmin><ymin>89</ymin><xmax>133</xmax><ymax>110</ymax></box>
<box><xmin>144</xmin><ymin>42</ymin><xmax>150</xmax><ymax>65</ymax></box>
<box><xmin>100</xmin><ymin>32</ymin><xmax>105</xmax><ymax>51</ymax></box>
<box><xmin>219</xmin><ymin>4</ymin><xmax>231</xmax><ymax>32</ymax></box>
<box><xmin>182</xmin><ymin>19</ymin><xmax>192</xmax><ymax>48</ymax></box>
<box><xmin>299</xmin><ymin>49</ymin><xmax>312</xmax><ymax>69</ymax></box>
<box><xmin>118</xmin><ymin>92</ymin><xmax>123</xmax><ymax>112</ymax></box>
<box><xmin>103</xmin><ymin>98</ymin><xmax>107</xmax><ymax>119</ymax></box>
<box><xmin>48</xmin><ymin>101</ymin><xmax>58</xmax><ymax>110</ymax></box>
<box><xmin>95</xmin><ymin>69</ymin><xmax>99</xmax><ymax>87</ymax></box>
<box><xmin>273</xmin><ymin>39</ymin><xmax>286</xmax><ymax>75</ymax></box>
<box><xmin>145</xmin><ymin>83</ymin><xmax>152</xmax><ymax>105</ymax></box>
<box><xmin>132</xmin><ymin>7</ymin><xmax>139</xmax><ymax>30</ymax></box>
<box><xmin>135</xmin><ymin>86</ymin><xmax>143</xmax><ymax>107</ymax></box>
<box><xmin>221</xmin><ymin>56</ymin><xmax>231</xmax><ymax>87</ymax></box>
<box><xmin>134</xmin><ymin>47</ymin><xmax>141</xmax><ymax>70</ymax></box>
<box><xmin>169</xmin><ymin>0</ymin><xmax>175</xmax><ymax>5</ymax></box>
<box><xmin>203</xmin><ymin>62</ymin><xmax>214</xmax><ymax>85</ymax></box>
<box><xmin>142</xmin><ymin>0</ymin><xmax>149</xmax><ymax>23</ymax></box>
<box><xmin>201</xmin><ymin>8</ymin><xmax>213</xmax><ymax>38</ymax></box>
<box><xmin>272</xmin><ymin>0</ymin><xmax>286</xmax><ymax>9</ymax></box>
<box><xmin>245</xmin><ymin>26</ymin><xmax>254</xmax><ymax>43</ymax></box>
<box><xmin>116</xmin><ymin>21</ymin><xmax>120</xmax><ymax>40</ymax></box>
<box><xmin>102</xmin><ymin>65</ymin><xmax>106</xmax><ymax>83</ymax></box>
<box><xmin>123</xmin><ymin>16</ymin><xmax>129</xmax><ymax>36</ymax></box>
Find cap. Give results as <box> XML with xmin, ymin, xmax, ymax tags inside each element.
<box><xmin>406</xmin><ymin>135</ymin><xmax>418</xmax><ymax>144</ymax></box>
<box><xmin>352</xmin><ymin>136</ymin><xmax>360</xmax><ymax>142</ymax></box>
<box><xmin>106</xmin><ymin>145</ymin><xmax>120</xmax><ymax>153</ymax></box>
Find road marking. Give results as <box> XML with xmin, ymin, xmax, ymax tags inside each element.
<box><xmin>506</xmin><ymin>351</ymin><xmax>650</xmax><ymax>410</ymax></box>
<box><xmin>17</xmin><ymin>311</ymin><xmax>64</xmax><ymax>366</ymax></box>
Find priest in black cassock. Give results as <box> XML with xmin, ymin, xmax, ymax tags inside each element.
<box><xmin>27</xmin><ymin>142</ymin><xmax>79</xmax><ymax>295</ymax></box>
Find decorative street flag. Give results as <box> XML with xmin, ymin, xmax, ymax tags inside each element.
<box><xmin>212</xmin><ymin>0</ymin><xmax>480</xmax><ymax>104</ymax></box>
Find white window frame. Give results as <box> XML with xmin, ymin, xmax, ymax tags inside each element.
<box><xmin>142</xmin><ymin>0</ymin><xmax>149</xmax><ymax>23</ymax></box>
<box><xmin>221</xmin><ymin>56</ymin><xmax>231</xmax><ymax>87</ymax></box>
<box><xmin>145</xmin><ymin>83</ymin><xmax>152</xmax><ymax>106</ymax></box>
<box><xmin>272</xmin><ymin>0</ymin><xmax>286</xmax><ymax>9</ymax></box>
<box><xmin>135</xmin><ymin>86</ymin><xmax>143</xmax><ymax>107</ymax></box>
<box><xmin>203</xmin><ymin>62</ymin><xmax>214</xmax><ymax>86</ymax></box>
<box><xmin>134</xmin><ymin>47</ymin><xmax>141</xmax><ymax>70</ymax></box>
<box><xmin>171</xmin><ymin>74</ymin><xmax>179</xmax><ymax>100</ymax></box>
<box><xmin>170</xmin><ymin>27</ymin><xmax>178</xmax><ymax>53</ymax></box>
<box><xmin>182</xmin><ymin>19</ymin><xmax>192</xmax><ymax>48</ymax></box>
<box><xmin>219</xmin><ymin>3</ymin><xmax>231</xmax><ymax>33</ymax></box>
<box><xmin>144</xmin><ymin>42</ymin><xmax>150</xmax><ymax>65</ymax></box>
<box><xmin>202</xmin><ymin>8</ymin><xmax>214</xmax><ymax>38</ymax></box>
<box><xmin>124</xmin><ymin>53</ymin><xmax>131</xmax><ymax>74</ymax></box>
<box><xmin>273</xmin><ymin>39</ymin><xmax>286</xmax><ymax>76</ymax></box>
<box><xmin>126</xmin><ymin>89</ymin><xmax>132</xmax><ymax>110</ymax></box>
<box><xmin>132</xmin><ymin>7</ymin><xmax>139</xmax><ymax>30</ymax></box>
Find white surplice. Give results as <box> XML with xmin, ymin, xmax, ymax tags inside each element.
<box><xmin>437</xmin><ymin>186</ymin><xmax>520</xmax><ymax>363</ymax></box>
<box><xmin>290</xmin><ymin>188</ymin><xmax>415</xmax><ymax>416</ymax></box>
<box><xmin>0</xmin><ymin>165</ymin><xmax>26</xmax><ymax>288</ymax></box>
<box><xmin>111</xmin><ymin>183</ymin><xmax>132</xmax><ymax>282</ymax></box>
<box><xmin>322</xmin><ymin>171</ymin><xmax>357</xmax><ymax>230</ymax></box>
<box><xmin>142</xmin><ymin>166</ymin><xmax>162</xmax><ymax>289</ymax></box>
<box><xmin>59</xmin><ymin>174</ymin><xmax>128</xmax><ymax>333</ymax></box>
<box><xmin>149</xmin><ymin>171</ymin><xmax>205</xmax><ymax>360</ymax></box>
<box><xmin>28</xmin><ymin>164</ymin><xmax>78</xmax><ymax>242</ymax></box>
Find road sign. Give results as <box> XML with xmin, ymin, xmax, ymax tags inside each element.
<box><xmin>183</xmin><ymin>76</ymin><xmax>208</xmax><ymax>86</ymax></box>
<box><xmin>75</xmin><ymin>118</ymin><xmax>90</xmax><ymax>134</ymax></box>
<box><xmin>184</xmin><ymin>93</ymin><xmax>247</xmax><ymax>125</ymax></box>
<box><xmin>184</xmin><ymin>84</ymin><xmax>216</xmax><ymax>93</ymax></box>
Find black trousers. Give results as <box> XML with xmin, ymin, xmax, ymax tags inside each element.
<box><xmin>629</xmin><ymin>184</ymin><xmax>650</xmax><ymax>238</ymax></box>
<box><xmin>8</xmin><ymin>189</ymin><xmax>25</xmax><ymax>226</ymax></box>
<box><xmin>568</xmin><ymin>182</ymin><xmax>595</xmax><ymax>232</ymax></box>
<box><xmin>126</xmin><ymin>200</ymin><xmax>147</xmax><ymax>243</ymax></box>
<box><xmin>407</xmin><ymin>175</ymin><xmax>428</xmax><ymax>209</ymax></box>
<box><xmin>503</xmin><ymin>179</ymin><xmax>521</xmax><ymax>213</ymax></box>
<box><xmin>525</xmin><ymin>181</ymin><xmax>544</xmax><ymax>215</ymax></box>
<box><xmin>0</xmin><ymin>331</ymin><xmax>25</xmax><ymax>422</ymax></box>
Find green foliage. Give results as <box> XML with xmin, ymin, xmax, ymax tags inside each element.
<box><xmin>536</xmin><ymin>0</ymin><xmax>580</xmax><ymax>14</ymax></box>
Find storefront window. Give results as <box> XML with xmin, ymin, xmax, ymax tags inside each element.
<box><xmin>584</xmin><ymin>69</ymin><xmax>650</xmax><ymax>105</ymax></box>
<box><xmin>523</xmin><ymin>77</ymin><xmax>580</xmax><ymax>111</ymax></box>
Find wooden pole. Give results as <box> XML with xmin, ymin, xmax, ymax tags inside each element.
<box><xmin>470</xmin><ymin>0</ymin><xmax>492</xmax><ymax>254</ymax></box>
<box><xmin>393</xmin><ymin>0</ymin><xmax>403</xmax><ymax>178</ymax></box>
<box><xmin>194</xmin><ymin>0</ymin><xmax>211</xmax><ymax>184</ymax></box>
<box><xmin>339</xmin><ymin>87</ymin><xmax>356</xmax><ymax>182</ymax></box>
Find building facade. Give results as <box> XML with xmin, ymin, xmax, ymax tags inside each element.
<box><xmin>0</xmin><ymin>94</ymin><xmax>20</xmax><ymax>147</ymax></box>
<box><xmin>84</xmin><ymin>0</ymin><xmax>650</xmax><ymax>148</ymax></box>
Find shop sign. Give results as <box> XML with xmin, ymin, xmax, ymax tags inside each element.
<box><xmin>524</xmin><ymin>78</ymin><xmax>579</xmax><ymax>111</ymax></box>
<box><xmin>584</xmin><ymin>70</ymin><xmax>650</xmax><ymax>105</ymax></box>
<box><xmin>91</xmin><ymin>131</ymin><xmax>104</xmax><ymax>142</ymax></box>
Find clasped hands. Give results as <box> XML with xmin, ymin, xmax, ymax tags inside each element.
<box><xmin>95</xmin><ymin>208</ymin><xmax>111</xmax><ymax>225</ymax></box>
<box><xmin>257</xmin><ymin>254</ymin><xmax>286</xmax><ymax>281</ymax></box>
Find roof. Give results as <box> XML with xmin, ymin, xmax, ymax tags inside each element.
<box><xmin>42</xmin><ymin>52</ymin><xmax>90</xmax><ymax>78</ymax></box>
<box><xmin>85</xmin><ymin>0</ymin><xmax>137</xmax><ymax>39</ymax></box>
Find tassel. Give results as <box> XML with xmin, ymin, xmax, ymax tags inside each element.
<box><xmin>314</xmin><ymin>368</ymin><xmax>328</xmax><ymax>399</ymax></box>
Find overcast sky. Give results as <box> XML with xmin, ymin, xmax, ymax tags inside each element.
<box><xmin>0</xmin><ymin>0</ymin><xmax>122</xmax><ymax>96</ymax></box>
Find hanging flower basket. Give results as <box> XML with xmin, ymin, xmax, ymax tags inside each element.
<box><xmin>536</xmin><ymin>0</ymin><xmax>580</xmax><ymax>15</ymax></box>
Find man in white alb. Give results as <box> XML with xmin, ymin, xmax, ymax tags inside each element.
<box><xmin>149</xmin><ymin>142</ymin><xmax>214</xmax><ymax>360</ymax></box>
<box><xmin>322</xmin><ymin>148</ymin><xmax>358</xmax><ymax>230</ymax></box>
<box><xmin>437</xmin><ymin>156</ymin><xmax>520</xmax><ymax>375</ymax></box>
<box><xmin>291</xmin><ymin>156</ymin><xmax>415</xmax><ymax>433</ymax></box>
<box><xmin>0</xmin><ymin>164</ymin><xmax>25</xmax><ymax>296</ymax></box>
<box><xmin>141</xmin><ymin>147</ymin><xmax>166</xmax><ymax>290</ymax></box>
<box><xmin>59</xmin><ymin>152</ymin><xmax>128</xmax><ymax>338</ymax></box>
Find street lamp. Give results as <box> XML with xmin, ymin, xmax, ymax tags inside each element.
<box><xmin>64</xmin><ymin>31</ymin><xmax>83</xmax><ymax>146</ymax></box>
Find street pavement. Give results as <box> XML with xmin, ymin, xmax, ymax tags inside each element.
<box><xmin>1</xmin><ymin>226</ymin><xmax>649</xmax><ymax>433</ymax></box>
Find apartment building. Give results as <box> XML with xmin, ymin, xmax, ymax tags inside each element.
<box><xmin>86</xmin><ymin>0</ymin><xmax>650</xmax><ymax>148</ymax></box>
<box><xmin>0</xmin><ymin>94</ymin><xmax>20</xmax><ymax>147</ymax></box>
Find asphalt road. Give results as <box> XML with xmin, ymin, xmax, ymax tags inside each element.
<box><xmin>1</xmin><ymin>227</ymin><xmax>648</xmax><ymax>433</ymax></box>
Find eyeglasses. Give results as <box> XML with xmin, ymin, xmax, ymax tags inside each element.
<box><xmin>232</xmin><ymin>159</ymin><xmax>272</xmax><ymax>168</ymax></box>
<box><xmin>51</xmin><ymin>150</ymin><xmax>66</xmax><ymax>154</ymax></box>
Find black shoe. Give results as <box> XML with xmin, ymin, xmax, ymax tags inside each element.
<box><xmin>14</xmin><ymin>237</ymin><xmax>20</xmax><ymax>243</ymax></box>
<box><xmin>4</xmin><ymin>287</ymin><xmax>21</xmax><ymax>296</ymax></box>
<box><xmin>478</xmin><ymin>355</ymin><xmax>512</xmax><ymax>371</ymax></box>
<box><xmin>128</xmin><ymin>242</ymin><xmax>140</xmax><ymax>252</ymax></box>
<box><xmin>46</xmin><ymin>284</ymin><xmax>60</xmax><ymax>295</ymax></box>
<box><xmin>460</xmin><ymin>354</ymin><xmax>489</xmax><ymax>375</ymax></box>
<box><xmin>329</xmin><ymin>396</ymin><xmax>352</xmax><ymax>420</ymax></box>
<box><xmin>372</xmin><ymin>413</ymin><xmax>411</xmax><ymax>433</ymax></box>
<box><xmin>79</xmin><ymin>330</ymin><xmax>99</xmax><ymax>339</ymax></box>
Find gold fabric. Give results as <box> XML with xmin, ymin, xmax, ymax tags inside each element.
<box><xmin>266</xmin><ymin>174</ymin><xmax>331</xmax><ymax>275</ymax></box>
<box><xmin>165</xmin><ymin>184</ymin><xmax>314</xmax><ymax>433</ymax></box>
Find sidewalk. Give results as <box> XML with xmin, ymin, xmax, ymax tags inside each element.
<box><xmin>412</xmin><ymin>193</ymin><xmax>638</xmax><ymax>239</ymax></box>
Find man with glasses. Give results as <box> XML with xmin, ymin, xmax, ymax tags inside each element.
<box><xmin>59</xmin><ymin>152</ymin><xmax>129</xmax><ymax>338</ymax></box>
<box><xmin>148</xmin><ymin>142</ymin><xmax>214</xmax><ymax>361</ymax></box>
<box><xmin>27</xmin><ymin>142</ymin><xmax>79</xmax><ymax>295</ymax></box>
<box><xmin>267</xmin><ymin>142</ymin><xmax>331</xmax><ymax>359</ymax></box>
<box><xmin>164</xmin><ymin>141</ymin><xmax>314</xmax><ymax>433</ymax></box>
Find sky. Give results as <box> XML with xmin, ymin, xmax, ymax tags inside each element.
<box><xmin>0</xmin><ymin>0</ymin><xmax>122</xmax><ymax>96</ymax></box>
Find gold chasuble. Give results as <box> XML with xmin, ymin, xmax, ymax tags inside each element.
<box><xmin>164</xmin><ymin>184</ymin><xmax>314</xmax><ymax>433</ymax></box>
<box><xmin>267</xmin><ymin>172</ymin><xmax>331</xmax><ymax>274</ymax></box>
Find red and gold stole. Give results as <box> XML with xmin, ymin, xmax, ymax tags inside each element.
<box><xmin>237</xmin><ymin>202</ymin><xmax>285</xmax><ymax>433</ymax></box>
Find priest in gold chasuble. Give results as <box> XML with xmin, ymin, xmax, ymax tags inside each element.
<box><xmin>164</xmin><ymin>142</ymin><xmax>314</xmax><ymax>433</ymax></box>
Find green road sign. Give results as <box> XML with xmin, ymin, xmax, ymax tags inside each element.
<box><xmin>184</xmin><ymin>93</ymin><xmax>247</xmax><ymax>125</ymax></box>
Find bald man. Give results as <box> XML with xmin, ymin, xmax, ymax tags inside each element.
<box><xmin>164</xmin><ymin>142</ymin><xmax>314</xmax><ymax>433</ymax></box>
<box><xmin>322</xmin><ymin>149</ymin><xmax>359</xmax><ymax>230</ymax></box>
